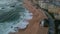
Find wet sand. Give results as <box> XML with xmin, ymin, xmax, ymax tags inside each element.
<box><xmin>16</xmin><ymin>0</ymin><xmax>48</xmax><ymax>34</ymax></box>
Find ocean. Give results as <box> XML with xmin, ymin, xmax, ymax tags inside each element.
<box><xmin>0</xmin><ymin>0</ymin><xmax>33</xmax><ymax>34</ymax></box>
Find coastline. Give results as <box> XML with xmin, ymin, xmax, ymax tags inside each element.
<box><xmin>16</xmin><ymin>0</ymin><xmax>48</xmax><ymax>34</ymax></box>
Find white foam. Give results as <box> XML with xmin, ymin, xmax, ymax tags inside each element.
<box><xmin>6</xmin><ymin>11</ymin><xmax>32</xmax><ymax>34</ymax></box>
